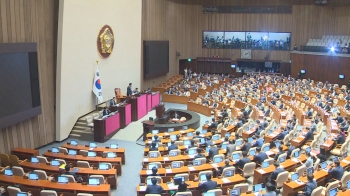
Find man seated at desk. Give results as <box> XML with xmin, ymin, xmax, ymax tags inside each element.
<box><xmin>146</xmin><ymin>177</ymin><xmax>164</xmax><ymax>194</ymax></box>
<box><xmin>65</xmin><ymin>165</ymin><xmax>83</xmax><ymax>182</ymax></box>
<box><xmin>240</xmin><ymin>139</ymin><xmax>251</xmax><ymax>152</ymax></box>
<box><xmin>149</xmin><ymin>142</ymin><xmax>158</xmax><ymax>151</ymax></box>
<box><xmin>298</xmin><ymin>173</ymin><xmax>317</xmax><ymax>196</ymax></box>
<box><xmin>269</xmin><ymin>161</ymin><xmax>284</xmax><ymax>184</ymax></box>
<box><xmin>208</xmin><ymin>118</ymin><xmax>218</xmax><ymax>131</ymax></box>
<box><xmin>327</xmin><ymin>159</ymin><xmax>344</xmax><ymax>181</ymax></box>
<box><xmin>102</xmin><ymin>107</ymin><xmax>111</xmax><ymax>116</ymax></box>
<box><xmin>173</xmin><ymin>112</ymin><xmax>180</xmax><ymax>119</ymax></box>
<box><xmin>214</xmin><ymin>159</ymin><xmax>231</xmax><ymax>177</ymax></box>
<box><xmin>168</xmin><ymin>140</ymin><xmax>178</xmax><ymax>151</ymax></box>
<box><xmin>109</xmin><ymin>97</ymin><xmax>116</xmax><ymax>106</ymax></box>
<box><xmin>335</xmin><ymin>130</ymin><xmax>346</xmax><ymax>144</ymax></box>
<box><xmin>226</xmin><ymin>140</ymin><xmax>237</xmax><ymax>157</ymax></box>
<box><xmin>274</xmin><ymin>145</ymin><xmax>284</xmax><ymax>161</ymax></box>
<box><xmin>252</xmin><ymin>136</ymin><xmax>264</xmax><ymax>148</ymax></box>
<box><xmin>253</xmin><ymin>147</ymin><xmax>268</xmax><ymax>165</ymax></box>
<box><xmin>235</xmin><ymin>151</ymin><xmax>250</xmax><ymax>174</ymax></box>
<box><xmin>208</xmin><ymin>144</ymin><xmax>219</xmax><ymax>160</ymax></box>
<box><xmin>255</xmin><ymin>125</ymin><xmax>264</xmax><ymax>138</ymax></box>
<box><xmin>197</xmin><ymin>173</ymin><xmax>218</xmax><ymax>193</ymax></box>
<box><xmin>194</xmin><ymin>148</ymin><xmax>205</xmax><ymax>159</ymax></box>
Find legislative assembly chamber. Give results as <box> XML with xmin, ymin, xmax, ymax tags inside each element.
<box><xmin>1</xmin><ymin>0</ymin><xmax>350</xmax><ymax>196</ymax></box>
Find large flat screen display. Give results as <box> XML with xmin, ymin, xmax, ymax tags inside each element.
<box><xmin>0</xmin><ymin>43</ymin><xmax>41</xmax><ymax>129</ymax></box>
<box><xmin>143</xmin><ymin>41</ymin><xmax>169</xmax><ymax>79</ymax></box>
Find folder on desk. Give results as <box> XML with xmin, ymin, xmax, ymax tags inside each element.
<box><xmin>59</xmin><ymin>164</ymin><xmax>66</xmax><ymax>170</ymax></box>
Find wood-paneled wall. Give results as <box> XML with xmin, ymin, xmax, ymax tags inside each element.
<box><xmin>142</xmin><ymin>0</ymin><xmax>350</xmax><ymax>89</ymax></box>
<box><xmin>291</xmin><ymin>53</ymin><xmax>350</xmax><ymax>86</ymax></box>
<box><xmin>0</xmin><ymin>0</ymin><xmax>58</xmax><ymax>154</ymax></box>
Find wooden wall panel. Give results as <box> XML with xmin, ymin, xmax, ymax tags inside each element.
<box><xmin>142</xmin><ymin>0</ymin><xmax>350</xmax><ymax>89</ymax></box>
<box><xmin>0</xmin><ymin>0</ymin><xmax>58</xmax><ymax>154</ymax></box>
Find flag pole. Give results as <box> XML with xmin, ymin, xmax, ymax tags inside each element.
<box><xmin>95</xmin><ymin>60</ymin><xmax>99</xmax><ymax>111</ymax></box>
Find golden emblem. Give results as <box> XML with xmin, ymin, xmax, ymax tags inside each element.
<box><xmin>97</xmin><ymin>25</ymin><xmax>114</xmax><ymax>58</ymax></box>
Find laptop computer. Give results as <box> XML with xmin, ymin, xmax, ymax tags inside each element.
<box><xmin>232</xmin><ymin>153</ymin><xmax>240</xmax><ymax>161</ymax></box>
<box><xmin>146</xmin><ymin>178</ymin><xmax>158</xmax><ymax>185</ymax></box>
<box><xmin>206</xmin><ymin>147</ymin><xmax>210</xmax><ymax>153</ymax></box>
<box><xmin>221</xmin><ymin>143</ymin><xmax>228</xmax><ymax>150</ymax></box>
<box><xmin>187</xmin><ymin>132</ymin><xmax>194</xmax><ymax>137</ymax></box>
<box><xmin>148</xmin><ymin>163</ymin><xmax>158</xmax><ymax>170</ymax></box>
<box><xmin>236</xmin><ymin>140</ymin><xmax>242</xmax><ymax>146</ymax></box>
<box><xmin>182</xmin><ymin>126</ymin><xmax>188</xmax><ymax>130</ymax></box>
<box><xmin>249</xmin><ymin>149</ymin><xmax>256</xmax><ymax>156</ymax></box>
<box><xmin>107</xmin><ymin>152</ymin><xmax>116</xmax><ymax>158</ymax></box>
<box><xmin>214</xmin><ymin>157</ymin><xmax>223</xmax><ymax>163</ymax></box>
<box><xmin>262</xmin><ymin>161</ymin><xmax>270</xmax><ymax>169</ymax></box>
<box><xmin>110</xmin><ymin>144</ymin><xmax>118</xmax><ymax>149</ymax></box>
<box><xmin>268</xmin><ymin>130</ymin><xmax>273</xmax><ymax>135</ymax></box>
<box><xmin>193</xmin><ymin>160</ymin><xmax>202</xmax><ymax>166</ymax></box>
<box><xmin>58</xmin><ymin>176</ymin><xmax>69</xmax><ymax>184</ymax></box>
<box><xmin>275</xmin><ymin>141</ymin><xmax>281</xmax><ymax>148</ymax></box>
<box><xmin>307</xmin><ymin>167</ymin><xmax>314</xmax><ymax>174</ymax></box>
<box><xmin>29</xmin><ymin>173</ymin><xmax>39</xmax><ymax>180</ymax></box>
<box><xmin>212</xmin><ymin>135</ymin><xmax>220</xmax><ymax>141</ymax></box>
<box><xmin>347</xmin><ymin>180</ymin><xmax>350</xmax><ymax>189</ymax></box>
<box><xmin>4</xmin><ymin>168</ymin><xmax>13</xmax><ymax>176</ymax></box>
<box><xmin>294</xmin><ymin>151</ymin><xmax>300</xmax><ymax>158</ymax></box>
<box><xmin>87</xmin><ymin>151</ymin><xmax>96</xmax><ymax>157</ymax></box>
<box><xmin>188</xmin><ymin>149</ymin><xmax>197</xmax><ymax>155</ymax></box>
<box><xmin>225</xmin><ymin>170</ymin><xmax>234</xmax><ymax>177</ymax></box>
<box><xmin>305</xmin><ymin>146</ymin><xmax>311</xmax><ymax>154</ymax></box>
<box><xmin>291</xmin><ymin>173</ymin><xmax>299</xmax><ymax>181</ymax></box>
<box><xmin>263</xmin><ymin>146</ymin><xmax>270</xmax><ymax>152</ymax></box>
<box><xmin>168</xmin><ymin>128</ymin><xmax>174</xmax><ymax>132</ymax></box>
<box><xmin>202</xmin><ymin>130</ymin><xmax>208</xmax><ymax>134</ymax></box>
<box><xmin>202</xmin><ymin>192</ymin><xmax>215</xmax><ymax>196</ymax></box>
<box><xmin>17</xmin><ymin>193</ymin><xmax>27</xmax><ymax>196</ymax></box>
<box><xmin>170</xmin><ymin>135</ymin><xmax>177</xmax><ymax>140</ymax></box>
<box><xmin>68</xmin><ymin>150</ymin><xmax>77</xmax><ymax>155</ymax></box>
<box><xmin>329</xmin><ymin>187</ymin><xmax>338</xmax><ymax>196</ymax></box>
<box><xmin>279</xmin><ymin>156</ymin><xmax>286</xmax><ymax>163</ymax></box>
<box><xmin>200</xmin><ymin>138</ymin><xmax>206</xmax><ymax>144</ymax></box>
<box><xmin>89</xmin><ymin>142</ymin><xmax>97</xmax><ymax>148</ymax></box>
<box><xmin>245</xmin><ymin>126</ymin><xmax>249</xmax><ymax>131</ymax></box>
<box><xmin>70</xmin><ymin>140</ymin><xmax>78</xmax><ymax>146</ymax></box>
<box><xmin>171</xmin><ymin>162</ymin><xmax>181</xmax><ymax>168</ymax></box>
<box><xmin>248</xmin><ymin>137</ymin><xmax>253</xmax><ymax>143</ymax></box>
<box><xmin>149</xmin><ymin>152</ymin><xmax>158</xmax><ymax>158</ymax></box>
<box><xmin>320</xmin><ymin>162</ymin><xmax>328</xmax><ymax>170</ymax></box>
<box><xmin>229</xmin><ymin>188</ymin><xmax>240</xmax><ymax>196</ymax></box>
<box><xmin>51</xmin><ymin>147</ymin><xmax>59</xmax><ymax>153</ymax></box>
<box><xmin>225</xmin><ymin>133</ymin><xmax>230</xmax><ymax>137</ymax></box>
<box><xmin>253</xmin><ymin>183</ymin><xmax>266</xmax><ymax>192</ymax></box>
<box><xmin>99</xmin><ymin>163</ymin><xmax>109</xmax><ymax>170</ymax></box>
<box><xmin>51</xmin><ymin>160</ymin><xmax>60</xmax><ymax>166</ymax></box>
<box><xmin>174</xmin><ymin>176</ymin><xmax>185</xmax><ymax>185</ymax></box>
<box><xmin>184</xmin><ymin>140</ymin><xmax>191</xmax><ymax>146</ymax></box>
<box><xmin>31</xmin><ymin>157</ymin><xmax>39</xmax><ymax>163</ymax></box>
<box><xmin>152</xmin><ymin>130</ymin><xmax>159</xmax><ymax>134</ymax></box>
<box><xmin>89</xmin><ymin>178</ymin><xmax>100</xmax><ymax>185</ymax></box>
<box><xmin>199</xmin><ymin>174</ymin><xmax>207</xmax><ymax>182</ymax></box>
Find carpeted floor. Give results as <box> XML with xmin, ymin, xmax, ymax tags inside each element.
<box><xmin>38</xmin><ymin>102</ymin><xmax>349</xmax><ymax>195</ymax></box>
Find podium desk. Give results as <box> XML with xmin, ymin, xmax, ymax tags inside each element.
<box><xmin>61</xmin><ymin>144</ymin><xmax>126</xmax><ymax>164</ymax></box>
<box><xmin>151</xmin><ymin>92</ymin><xmax>160</xmax><ymax>108</ymax></box>
<box><xmin>11</xmin><ymin>147</ymin><xmax>39</xmax><ymax>160</ymax></box>
<box><xmin>19</xmin><ymin>161</ymin><xmax>118</xmax><ymax>189</ymax></box>
<box><xmin>0</xmin><ymin>175</ymin><xmax>111</xmax><ymax>196</ymax></box>
<box><xmin>146</xmin><ymin>93</ymin><xmax>152</xmax><ymax>112</ymax></box>
<box><xmin>282</xmin><ymin>170</ymin><xmax>328</xmax><ymax>196</ymax></box>
<box><xmin>42</xmin><ymin>152</ymin><xmax>122</xmax><ymax>175</ymax></box>
<box><xmin>126</xmin><ymin>94</ymin><xmax>147</xmax><ymax>121</ymax></box>
<box><xmin>110</xmin><ymin>103</ymin><xmax>131</xmax><ymax>129</ymax></box>
<box><xmin>94</xmin><ymin>113</ymin><xmax>120</xmax><ymax>142</ymax></box>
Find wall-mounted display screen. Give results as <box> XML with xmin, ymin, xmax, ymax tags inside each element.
<box><xmin>339</xmin><ymin>75</ymin><xmax>344</xmax><ymax>79</ymax></box>
<box><xmin>203</xmin><ymin>31</ymin><xmax>291</xmax><ymax>50</ymax></box>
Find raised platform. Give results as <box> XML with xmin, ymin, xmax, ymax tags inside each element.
<box><xmin>153</xmin><ymin>108</ymin><xmax>200</xmax><ymax>132</ymax></box>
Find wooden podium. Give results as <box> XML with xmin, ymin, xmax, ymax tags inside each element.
<box><xmin>155</xmin><ymin>103</ymin><xmax>165</xmax><ymax>119</ymax></box>
<box><xmin>141</xmin><ymin>120</ymin><xmax>154</xmax><ymax>141</ymax></box>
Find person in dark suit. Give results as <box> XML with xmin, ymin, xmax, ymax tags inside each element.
<box><xmin>215</xmin><ymin>159</ymin><xmax>231</xmax><ymax>176</ymax></box>
<box><xmin>286</xmin><ymin>144</ymin><xmax>295</xmax><ymax>159</ymax></box>
<box><xmin>335</xmin><ymin>130</ymin><xmax>346</xmax><ymax>144</ymax></box>
<box><xmin>252</xmin><ymin>136</ymin><xmax>264</xmax><ymax>148</ymax></box>
<box><xmin>208</xmin><ymin>144</ymin><xmax>219</xmax><ymax>160</ymax></box>
<box><xmin>305</xmin><ymin>107</ymin><xmax>312</xmax><ymax>119</ymax></box>
<box><xmin>236</xmin><ymin>151</ymin><xmax>251</xmax><ymax>172</ymax></box>
<box><xmin>303</xmin><ymin>127</ymin><xmax>314</xmax><ymax>145</ymax></box>
<box><xmin>226</xmin><ymin>140</ymin><xmax>236</xmax><ymax>157</ymax></box>
<box><xmin>127</xmin><ymin>83</ymin><xmax>132</xmax><ymax>96</ymax></box>
<box><xmin>173</xmin><ymin>112</ymin><xmax>180</xmax><ymax>119</ymax></box>
<box><xmin>269</xmin><ymin>162</ymin><xmax>284</xmax><ymax>184</ymax></box>
<box><xmin>146</xmin><ymin>177</ymin><xmax>164</xmax><ymax>194</ymax></box>
<box><xmin>243</xmin><ymin>105</ymin><xmax>253</xmax><ymax>118</ymax></box>
<box><xmin>323</xmin><ymin>102</ymin><xmax>332</xmax><ymax>111</ymax></box>
<box><xmin>109</xmin><ymin>97</ymin><xmax>116</xmax><ymax>106</ymax></box>
<box><xmin>240</xmin><ymin>139</ymin><xmax>251</xmax><ymax>152</ymax></box>
<box><xmin>149</xmin><ymin>167</ymin><xmax>159</xmax><ymax>176</ymax></box>
<box><xmin>205</xmin><ymin>136</ymin><xmax>213</xmax><ymax>147</ymax></box>
<box><xmin>152</xmin><ymin>135</ymin><xmax>161</xmax><ymax>143</ymax></box>
<box><xmin>264</xmin><ymin>106</ymin><xmax>271</xmax><ymax>116</ymax></box>
<box><xmin>274</xmin><ymin>145</ymin><xmax>284</xmax><ymax>161</ymax></box>
<box><xmin>277</xmin><ymin>128</ymin><xmax>288</xmax><ymax>140</ymax></box>
<box><xmin>193</xmin><ymin>131</ymin><xmax>202</xmax><ymax>139</ymax></box>
<box><xmin>198</xmin><ymin>173</ymin><xmax>218</xmax><ymax>193</ymax></box>
<box><xmin>64</xmin><ymin>164</ymin><xmax>83</xmax><ymax>182</ymax></box>
<box><xmin>168</xmin><ymin>140</ymin><xmax>178</xmax><ymax>151</ymax></box>
<box><xmin>328</xmin><ymin>160</ymin><xmax>344</xmax><ymax>181</ymax></box>
<box><xmin>298</xmin><ymin>173</ymin><xmax>317</xmax><ymax>196</ymax></box>
<box><xmin>149</xmin><ymin>142</ymin><xmax>158</xmax><ymax>151</ymax></box>
<box><xmin>333</xmin><ymin>113</ymin><xmax>344</xmax><ymax>124</ymax></box>
<box><xmin>102</xmin><ymin>107</ymin><xmax>110</xmax><ymax>116</ymax></box>
<box><xmin>208</xmin><ymin>118</ymin><xmax>218</xmax><ymax>130</ymax></box>
<box><xmin>235</xmin><ymin>118</ymin><xmax>243</xmax><ymax>128</ymax></box>
<box><xmin>194</xmin><ymin>148</ymin><xmax>205</xmax><ymax>159</ymax></box>
<box><xmin>167</xmin><ymin>88</ymin><xmax>173</xmax><ymax>94</ymax></box>
<box><xmin>253</xmin><ymin>147</ymin><xmax>268</xmax><ymax>165</ymax></box>
<box><xmin>340</xmin><ymin>120</ymin><xmax>349</xmax><ymax>131</ymax></box>
<box><xmin>270</xmin><ymin>98</ymin><xmax>276</xmax><ymax>105</ymax></box>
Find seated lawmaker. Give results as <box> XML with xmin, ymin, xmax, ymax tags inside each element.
<box><xmin>253</xmin><ymin>147</ymin><xmax>268</xmax><ymax>165</ymax></box>
<box><xmin>215</xmin><ymin>159</ymin><xmax>231</xmax><ymax>176</ymax></box>
<box><xmin>168</xmin><ymin>140</ymin><xmax>178</xmax><ymax>151</ymax></box>
<box><xmin>298</xmin><ymin>173</ymin><xmax>317</xmax><ymax>196</ymax></box>
<box><xmin>236</xmin><ymin>151</ymin><xmax>251</xmax><ymax>172</ymax></box>
<box><xmin>194</xmin><ymin>148</ymin><xmax>205</xmax><ymax>159</ymax></box>
<box><xmin>149</xmin><ymin>142</ymin><xmax>158</xmax><ymax>151</ymax></box>
<box><xmin>269</xmin><ymin>161</ymin><xmax>284</xmax><ymax>184</ymax></box>
<box><xmin>102</xmin><ymin>107</ymin><xmax>110</xmax><ymax>116</ymax></box>
<box><xmin>198</xmin><ymin>173</ymin><xmax>218</xmax><ymax>193</ymax></box>
<box><xmin>65</xmin><ymin>165</ymin><xmax>83</xmax><ymax>182</ymax></box>
<box><xmin>208</xmin><ymin>118</ymin><xmax>218</xmax><ymax>130</ymax></box>
<box><xmin>146</xmin><ymin>177</ymin><xmax>164</xmax><ymax>194</ymax></box>
<box><xmin>327</xmin><ymin>159</ymin><xmax>344</xmax><ymax>181</ymax></box>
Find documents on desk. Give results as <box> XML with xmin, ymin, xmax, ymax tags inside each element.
<box><xmin>188</xmin><ymin>166</ymin><xmax>195</xmax><ymax>171</ymax></box>
<box><xmin>139</xmin><ymin>186</ymin><xmax>147</xmax><ymax>191</ymax></box>
<box><xmin>291</xmin><ymin>158</ymin><xmax>299</xmax><ymax>163</ymax></box>
<box><xmin>222</xmin><ymin>178</ymin><xmax>231</xmax><ymax>183</ymax></box>
<box><xmin>143</xmin><ymin>158</ymin><xmax>149</xmax><ymax>162</ymax></box>
<box><xmin>164</xmin><ymin>157</ymin><xmax>169</xmax><ymax>161</ymax></box>
<box><xmin>211</xmin><ymin>163</ymin><xmax>219</xmax><ymax>168</ymax></box>
<box><xmin>167</xmin><ymin>183</ymin><xmax>178</xmax><ymax>190</ymax></box>
<box><xmin>166</xmin><ymin>169</ymin><xmax>172</xmax><ymax>173</ymax></box>
<box><xmin>342</xmin><ymin>159</ymin><xmax>350</xmax><ymax>164</ymax></box>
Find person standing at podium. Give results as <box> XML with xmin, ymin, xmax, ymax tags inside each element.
<box><xmin>102</xmin><ymin>107</ymin><xmax>110</xmax><ymax>116</ymax></box>
<box><xmin>109</xmin><ymin>97</ymin><xmax>116</xmax><ymax>106</ymax></box>
<box><xmin>127</xmin><ymin>83</ymin><xmax>132</xmax><ymax>96</ymax></box>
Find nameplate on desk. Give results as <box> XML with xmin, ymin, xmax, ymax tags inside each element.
<box><xmin>270</xmin><ymin>133</ymin><xmax>277</xmax><ymax>137</ymax></box>
<box><xmin>291</xmin><ymin>158</ymin><xmax>299</xmax><ymax>163</ymax></box>
<box><xmin>188</xmin><ymin>167</ymin><xmax>195</xmax><ymax>171</ymax></box>
<box><xmin>180</xmin><ymin>131</ymin><xmax>185</xmax><ymax>133</ymax></box>
<box><xmin>342</xmin><ymin>159</ymin><xmax>350</xmax><ymax>164</ymax></box>
<box><xmin>266</xmin><ymin>151</ymin><xmax>274</xmax><ymax>156</ymax></box>
<box><xmin>167</xmin><ymin>183</ymin><xmax>178</xmax><ymax>190</ymax></box>
<box><xmin>139</xmin><ymin>186</ymin><xmax>147</xmax><ymax>192</ymax></box>
<box><xmin>146</xmin><ymin>170</ymin><xmax>152</xmax><ymax>175</ymax></box>
<box><xmin>211</xmin><ymin>163</ymin><xmax>219</xmax><ymax>168</ymax></box>
<box><xmin>188</xmin><ymin>155</ymin><xmax>195</xmax><ymax>159</ymax></box>
<box><xmin>222</xmin><ymin>178</ymin><xmax>231</xmax><ymax>183</ymax></box>
<box><xmin>295</xmin><ymin>180</ymin><xmax>305</xmax><ymax>185</ymax></box>
<box><xmin>257</xmin><ymin>169</ymin><xmax>266</xmax><ymax>174</ymax></box>
<box><xmin>143</xmin><ymin>158</ymin><xmax>149</xmax><ymax>162</ymax></box>
<box><xmin>163</xmin><ymin>157</ymin><xmax>169</xmax><ymax>161</ymax></box>
<box><xmin>164</xmin><ymin>133</ymin><xmax>169</xmax><ymax>135</ymax></box>
<box><xmin>183</xmin><ymin>137</ymin><xmax>188</xmax><ymax>140</ymax></box>
<box><xmin>323</xmin><ymin>143</ymin><xmax>331</xmax><ymax>147</ymax></box>
<box><xmin>166</xmin><ymin>169</ymin><xmax>172</xmax><ymax>173</ymax></box>
<box><xmin>294</xmin><ymin>139</ymin><xmax>300</xmax><ymax>142</ymax></box>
